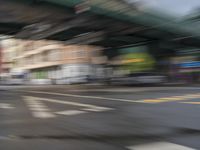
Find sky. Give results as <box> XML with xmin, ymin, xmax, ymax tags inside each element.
<box><xmin>126</xmin><ymin>0</ymin><xmax>200</xmax><ymax>17</ymax></box>
<box><xmin>143</xmin><ymin>0</ymin><xmax>200</xmax><ymax>17</ymax></box>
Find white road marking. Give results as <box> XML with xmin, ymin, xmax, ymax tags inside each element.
<box><xmin>24</xmin><ymin>96</ymin><xmax>55</xmax><ymax>118</ymax></box>
<box><xmin>70</xmin><ymin>88</ymin><xmax>157</xmax><ymax>93</ymax></box>
<box><xmin>29</xmin><ymin>107</ymin><xmax>50</xmax><ymax>111</ymax></box>
<box><xmin>127</xmin><ymin>142</ymin><xmax>196</xmax><ymax>150</ymax></box>
<box><xmin>19</xmin><ymin>90</ymin><xmax>143</xmax><ymax>103</ymax></box>
<box><xmin>32</xmin><ymin>111</ymin><xmax>55</xmax><ymax>118</ymax></box>
<box><xmin>0</xmin><ymin>103</ymin><xmax>14</xmax><ymax>109</ymax></box>
<box><xmin>55</xmin><ymin>87</ymin><xmax>200</xmax><ymax>93</ymax></box>
<box><xmin>19</xmin><ymin>90</ymin><xmax>200</xmax><ymax>105</ymax></box>
<box><xmin>55</xmin><ymin>110</ymin><xmax>86</xmax><ymax>115</ymax></box>
<box><xmin>23</xmin><ymin>96</ymin><xmax>113</xmax><ymax>118</ymax></box>
<box><xmin>25</xmin><ymin>90</ymin><xmax>199</xmax><ymax>104</ymax></box>
<box><xmin>25</xmin><ymin>96</ymin><xmax>113</xmax><ymax>112</ymax></box>
<box><xmin>28</xmin><ymin>104</ymin><xmax>47</xmax><ymax>108</ymax></box>
<box><xmin>83</xmin><ymin>107</ymin><xmax>113</xmax><ymax>112</ymax></box>
<box><xmin>0</xmin><ymin>136</ymin><xmax>10</xmax><ymax>140</ymax></box>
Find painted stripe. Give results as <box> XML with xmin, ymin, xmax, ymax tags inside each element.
<box><xmin>143</xmin><ymin>94</ymin><xmax>200</xmax><ymax>103</ymax></box>
<box><xmin>29</xmin><ymin>107</ymin><xmax>50</xmax><ymax>111</ymax></box>
<box><xmin>24</xmin><ymin>96</ymin><xmax>113</xmax><ymax>112</ymax></box>
<box><xmin>159</xmin><ymin>97</ymin><xmax>185</xmax><ymax>100</ymax></box>
<box><xmin>0</xmin><ymin>103</ymin><xmax>14</xmax><ymax>109</ymax></box>
<box><xmin>180</xmin><ymin>102</ymin><xmax>200</xmax><ymax>104</ymax></box>
<box><xmin>143</xmin><ymin>96</ymin><xmax>186</xmax><ymax>103</ymax></box>
<box><xmin>83</xmin><ymin>107</ymin><xmax>114</xmax><ymax>112</ymax></box>
<box><xmin>143</xmin><ymin>99</ymin><xmax>164</xmax><ymax>103</ymax></box>
<box><xmin>127</xmin><ymin>142</ymin><xmax>196</xmax><ymax>150</ymax></box>
<box><xmin>18</xmin><ymin>90</ymin><xmax>200</xmax><ymax>104</ymax></box>
<box><xmin>19</xmin><ymin>90</ymin><xmax>143</xmax><ymax>103</ymax></box>
<box><xmin>24</xmin><ymin>96</ymin><xmax>55</xmax><ymax>118</ymax></box>
<box><xmin>32</xmin><ymin>111</ymin><xmax>55</xmax><ymax>118</ymax></box>
<box><xmin>28</xmin><ymin>104</ymin><xmax>47</xmax><ymax>108</ymax></box>
<box><xmin>183</xmin><ymin>94</ymin><xmax>200</xmax><ymax>99</ymax></box>
<box><xmin>19</xmin><ymin>90</ymin><xmax>200</xmax><ymax>105</ymax></box>
<box><xmin>55</xmin><ymin>110</ymin><xmax>86</xmax><ymax>115</ymax></box>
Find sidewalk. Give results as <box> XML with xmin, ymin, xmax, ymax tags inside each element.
<box><xmin>1</xmin><ymin>82</ymin><xmax>200</xmax><ymax>93</ymax></box>
<box><xmin>0</xmin><ymin>83</ymin><xmax>108</xmax><ymax>91</ymax></box>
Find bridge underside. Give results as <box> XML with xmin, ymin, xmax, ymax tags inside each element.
<box><xmin>0</xmin><ymin>0</ymin><xmax>200</xmax><ymax>49</ymax></box>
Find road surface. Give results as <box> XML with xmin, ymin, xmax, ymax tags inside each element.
<box><xmin>1</xmin><ymin>86</ymin><xmax>200</xmax><ymax>150</ymax></box>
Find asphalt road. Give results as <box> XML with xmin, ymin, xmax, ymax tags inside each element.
<box><xmin>1</xmin><ymin>86</ymin><xmax>200</xmax><ymax>150</ymax></box>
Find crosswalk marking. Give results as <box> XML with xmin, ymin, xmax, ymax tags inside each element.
<box><xmin>127</xmin><ymin>142</ymin><xmax>196</xmax><ymax>150</ymax></box>
<box><xmin>0</xmin><ymin>103</ymin><xmax>14</xmax><ymax>109</ymax></box>
<box><xmin>24</xmin><ymin>96</ymin><xmax>55</xmax><ymax>118</ymax></box>
<box><xmin>28</xmin><ymin>96</ymin><xmax>114</xmax><ymax>112</ymax></box>
<box><xmin>23</xmin><ymin>96</ymin><xmax>113</xmax><ymax>119</ymax></box>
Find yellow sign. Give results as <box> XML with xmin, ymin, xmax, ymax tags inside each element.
<box><xmin>122</xmin><ymin>58</ymin><xmax>144</xmax><ymax>64</ymax></box>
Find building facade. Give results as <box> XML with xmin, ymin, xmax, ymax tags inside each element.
<box><xmin>8</xmin><ymin>39</ymin><xmax>105</xmax><ymax>84</ymax></box>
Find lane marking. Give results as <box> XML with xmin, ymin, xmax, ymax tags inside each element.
<box><xmin>18</xmin><ymin>90</ymin><xmax>143</xmax><ymax>103</ymax></box>
<box><xmin>142</xmin><ymin>94</ymin><xmax>200</xmax><ymax>103</ymax></box>
<box><xmin>55</xmin><ymin>110</ymin><xmax>86</xmax><ymax>115</ymax></box>
<box><xmin>159</xmin><ymin>97</ymin><xmax>185</xmax><ymax>100</ymax></box>
<box><xmin>143</xmin><ymin>96</ymin><xmax>186</xmax><ymax>103</ymax></box>
<box><xmin>143</xmin><ymin>99</ymin><xmax>164</xmax><ymax>103</ymax></box>
<box><xmin>83</xmin><ymin>107</ymin><xmax>113</xmax><ymax>112</ymax></box>
<box><xmin>24</xmin><ymin>96</ymin><xmax>55</xmax><ymax>118</ymax></box>
<box><xmin>183</xmin><ymin>94</ymin><xmax>200</xmax><ymax>99</ymax></box>
<box><xmin>180</xmin><ymin>102</ymin><xmax>200</xmax><ymax>104</ymax></box>
<box><xmin>49</xmin><ymin>86</ymin><xmax>200</xmax><ymax>93</ymax></box>
<box><xmin>19</xmin><ymin>90</ymin><xmax>200</xmax><ymax>104</ymax></box>
<box><xmin>69</xmin><ymin>88</ymin><xmax>166</xmax><ymax>93</ymax></box>
<box><xmin>0</xmin><ymin>103</ymin><xmax>14</xmax><ymax>109</ymax></box>
<box><xmin>127</xmin><ymin>142</ymin><xmax>196</xmax><ymax>150</ymax></box>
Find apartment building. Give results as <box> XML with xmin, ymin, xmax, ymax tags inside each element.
<box><xmin>1</xmin><ymin>39</ymin><xmax>14</xmax><ymax>74</ymax></box>
<box><xmin>0</xmin><ymin>37</ymin><xmax>106</xmax><ymax>84</ymax></box>
<box><xmin>12</xmin><ymin>40</ymin><xmax>105</xmax><ymax>84</ymax></box>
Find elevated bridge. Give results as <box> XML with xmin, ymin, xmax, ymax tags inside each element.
<box><xmin>0</xmin><ymin>0</ymin><xmax>200</xmax><ymax>50</ymax></box>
